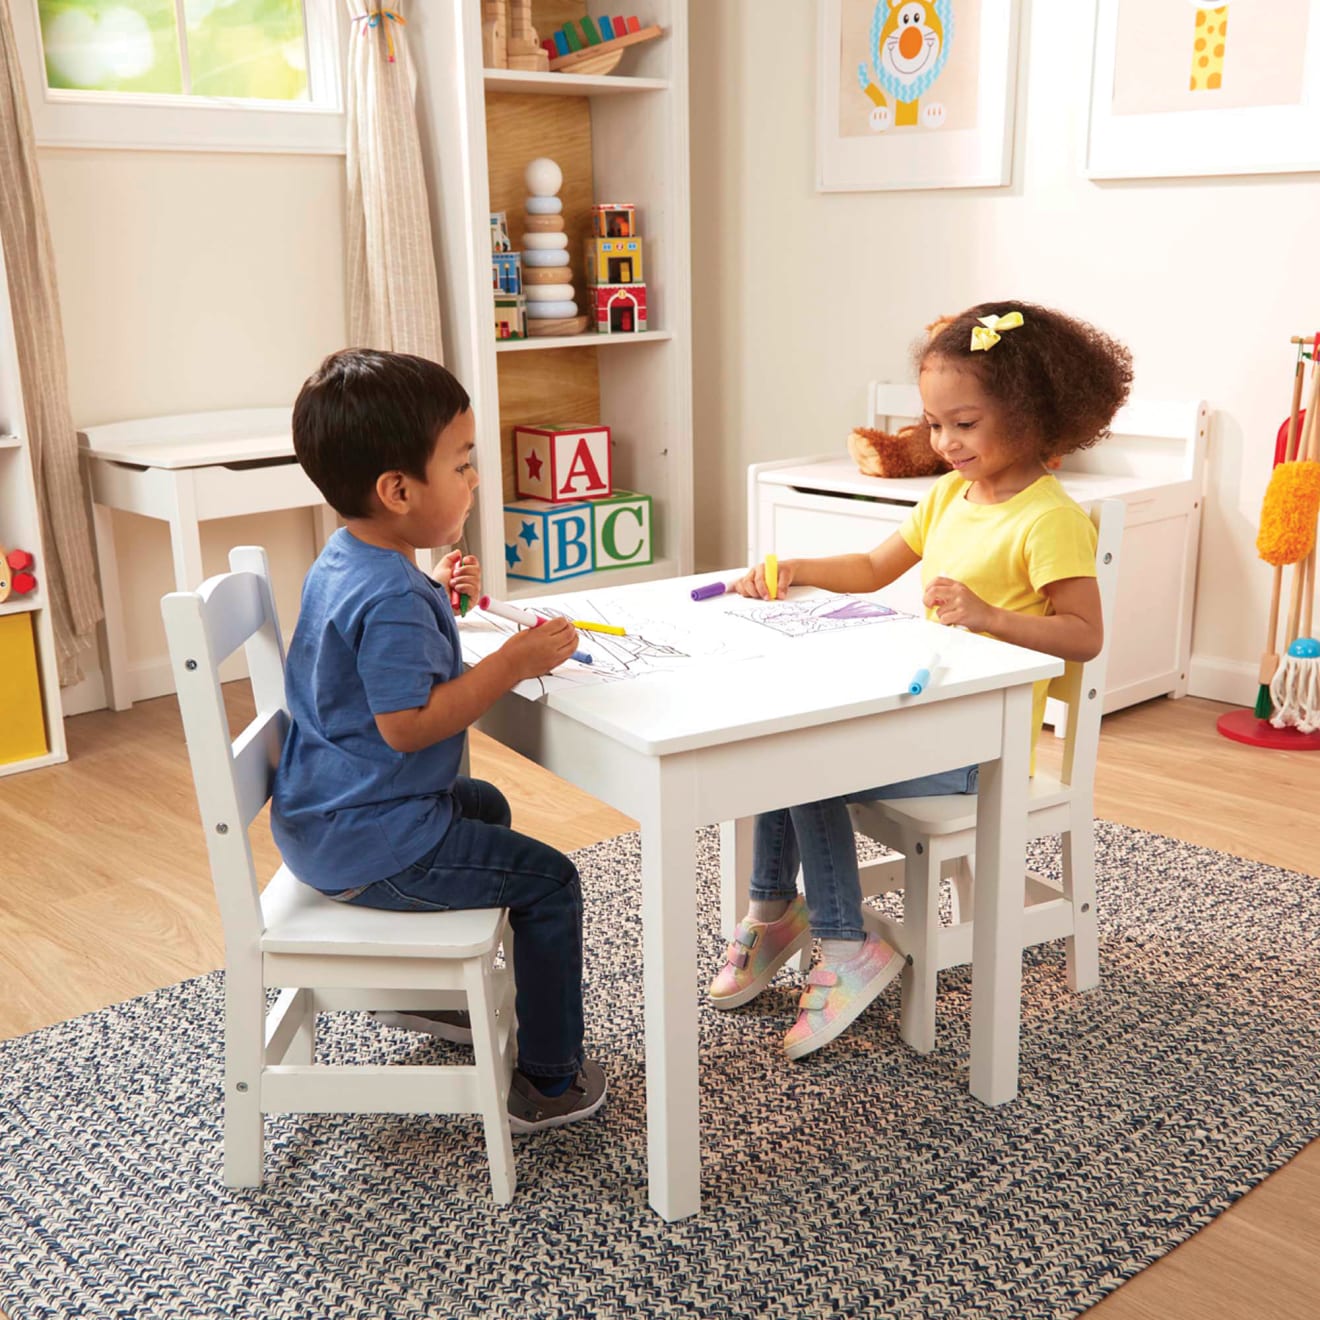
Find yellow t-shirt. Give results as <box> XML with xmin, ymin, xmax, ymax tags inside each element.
<box><xmin>899</xmin><ymin>471</ymin><xmax>1098</xmax><ymax>755</ymax></box>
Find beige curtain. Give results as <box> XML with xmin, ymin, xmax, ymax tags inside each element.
<box><xmin>0</xmin><ymin>0</ymin><xmax>102</xmax><ymax>685</ymax></box>
<box><xmin>345</xmin><ymin>2</ymin><xmax>444</xmax><ymax>362</ymax></box>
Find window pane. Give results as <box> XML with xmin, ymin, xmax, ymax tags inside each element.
<box><xmin>39</xmin><ymin>0</ymin><xmax>183</xmax><ymax>94</ymax></box>
<box><xmin>184</xmin><ymin>0</ymin><xmax>309</xmax><ymax>101</ymax></box>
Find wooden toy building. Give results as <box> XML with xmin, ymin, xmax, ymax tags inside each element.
<box><xmin>504</xmin><ymin>422</ymin><xmax>652</xmax><ymax>582</ymax></box>
<box><xmin>490</xmin><ymin>210</ymin><xmax>526</xmax><ymax>340</ymax></box>
<box><xmin>586</xmin><ymin>203</ymin><xmax>648</xmax><ymax>334</ymax></box>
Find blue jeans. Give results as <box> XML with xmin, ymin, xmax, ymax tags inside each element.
<box><xmin>750</xmin><ymin>765</ymin><xmax>980</xmax><ymax>941</ymax></box>
<box><xmin>331</xmin><ymin>777</ymin><xmax>584</xmax><ymax>1081</ymax></box>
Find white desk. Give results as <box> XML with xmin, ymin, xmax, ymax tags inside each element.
<box><xmin>466</xmin><ymin>574</ymin><xmax>1061</xmax><ymax>1221</ymax></box>
<box><xmin>79</xmin><ymin>409</ymin><xmax>335</xmax><ymax>710</ymax></box>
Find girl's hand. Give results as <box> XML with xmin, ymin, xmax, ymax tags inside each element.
<box><xmin>924</xmin><ymin>576</ymin><xmax>997</xmax><ymax>632</ymax></box>
<box><xmin>732</xmin><ymin>560</ymin><xmax>796</xmax><ymax>600</ymax></box>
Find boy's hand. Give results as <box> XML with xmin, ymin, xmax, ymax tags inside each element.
<box><xmin>924</xmin><ymin>576</ymin><xmax>996</xmax><ymax>632</ymax></box>
<box><xmin>431</xmin><ymin>550</ymin><xmax>462</xmax><ymax>591</ymax></box>
<box><xmin>499</xmin><ymin>617</ymin><xmax>579</xmax><ymax>679</ymax></box>
<box><xmin>732</xmin><ymin>559</ymin><xmax>796</xmax><ymax>600</ymax></box>
<box><xmin>433</xmin><ymin>552</ymin><xmax>482</xmax><ymax>613</ymax></box>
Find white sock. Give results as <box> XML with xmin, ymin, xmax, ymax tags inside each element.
<box><xmin>749</xmin><ymin>898</ymin><xmax>790</xmax><ymax>924</ymax></box>
<box><xmin>819</xmin><ymin>937</ymin><xmax>865</xmax><ymax>966</ymax></box>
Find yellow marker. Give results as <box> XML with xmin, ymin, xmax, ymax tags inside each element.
<box><xmin>572</xmin><ymin>620</ymin><xmax>626</xmax><ymax>636</ymax></box>
<box><xmin>765</xmin><ymin>553</ymin><xmax>778</xmax><ymax>601</ymax></box>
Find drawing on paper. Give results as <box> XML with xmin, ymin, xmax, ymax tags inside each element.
<box><xmin>726</xmin><ymin>595</ymin><xmax>905</xmax><ymax>638</ymax></box>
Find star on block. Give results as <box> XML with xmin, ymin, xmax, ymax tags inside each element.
<box><xmin>519</xmin><ymin>521</ymin><xmax>539</xmax><ymax>546</ymax></box>
<box><xmin>505</xmin><ymin>542</ymin><xmax>521</xmax><ymax>569</ymax></box>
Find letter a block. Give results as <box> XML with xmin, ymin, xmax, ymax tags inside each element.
<box><xmin>591</xmin><ymin>490</ymin><xmax>652</xmax><ymax>571</ymax></box>
<box><xmin>503</xmin><ymin>498</ymin><xmax>595</xmax><ymax>582</ymax></box>
<box><xmin>513</xmin><ymin>424</ymin><xmax>612</xmax><ymax>502</ymax></box>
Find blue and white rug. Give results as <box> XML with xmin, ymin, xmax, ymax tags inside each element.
<box><xmin>2</xmin><ymin>822</ymin><xmax>1318</xmax><ymax>1320</ymax></box>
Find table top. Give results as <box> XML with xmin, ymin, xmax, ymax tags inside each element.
<box><xmin>78</xmin><ymin>408</ymin><xmax>293</xmax><ymax>469</ymax></box>
<box><xmin>467</xmin><ymin>574</ymin><xmax>1061</xmax><ymax>757</ymax></box>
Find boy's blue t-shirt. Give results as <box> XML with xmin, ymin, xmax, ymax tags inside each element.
<box><xmin>271</xmin><ymin>529</ymin><xmax>463</xmax><ymax>891</ymax></box>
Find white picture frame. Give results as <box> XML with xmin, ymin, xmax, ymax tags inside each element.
<box><xmin>1087</xmin><ymin>0</ymin><xmax>1320</xmax><ymax>179</ymax></box>
<box><xmin>816</xmin><ymin>0</ymin><xmax>1020</xmax><ymax>192</ymax></box>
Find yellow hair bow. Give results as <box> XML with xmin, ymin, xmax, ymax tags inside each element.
<box><xmin>969</xmin><ymin>311</ymin><xmax>1024</xmax><ymax>352</ymax></box>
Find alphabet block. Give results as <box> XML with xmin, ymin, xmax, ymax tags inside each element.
<box><xmin>504</xmin><ymin>499</ymin><xmax>596</xmax><ymax>582</ymax></box>
<box><xmin>591</xmin><ymin>490</ymin><xmax>652</xmax><ymax>571</ymax></box>
<box><xmin>513</xmin><ymin>423</ymin><xmax>612</xmax><ymax>502</ymax></box>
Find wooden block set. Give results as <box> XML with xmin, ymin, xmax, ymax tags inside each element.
<box><xmin>587</xmin><ymin>203</ymin><xmax>648</xmax><ymax>334</ymax></box>
<box><xmin>542</xmin><ymin>15</ymin><xmax>663</xmax><ymax>75</ymax></box>
<box><xmin>505</xmin><ymin>423</ymin><xmax>652</xmax><ymax>581</ymax></box>
<box><xmin>482</xmin><ymin>0</ymin><xmax>550</xmax><ymax>71</ymax></box>
<box><xmin>490</xmin><ymin>211</ymin><xmax>525</xmax><ymax>341</ymax></box>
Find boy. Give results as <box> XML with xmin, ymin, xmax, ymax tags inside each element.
<box><xmin>272</xmin><ymin>348</ymin><xmax>605</xmax><ymax>1131</ymax></box>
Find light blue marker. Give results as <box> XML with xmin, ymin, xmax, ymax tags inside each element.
<box><xmin>572</xmin><ymin>649</ymin><xmax>593</xmax><ymax>665</ymax></box>
<box><xmin>908</xmin><ymin>651</ymin><xmax>939</xmax><ymax>695</ymax></box>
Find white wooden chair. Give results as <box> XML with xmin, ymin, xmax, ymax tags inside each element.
<box><xmin>162</xmin><ymin>546</ymin><xmax>518</xmax><ymax>1202</ymax></box>
<box><xmin>848</xmin><ymin>499</ymin><xmax>1125</xmax><ymax>1055</ymax></box>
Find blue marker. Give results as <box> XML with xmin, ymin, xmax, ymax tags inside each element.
<box><xmin>572</xmin><ymin>649</ymin><xmax>593</xmax><ymax>665</ymax></box>
<box><xmin>908</xmin><ymin>652</ymin><xmax>939</xmax><ymax>695</ymax></box>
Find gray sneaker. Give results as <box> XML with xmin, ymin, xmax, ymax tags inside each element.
<box><xmin>370</xmin><ymin>1009</ymin><xmax>472</xmax><ymax>1044</ymax></box>
<box><xmin>507</xmin><ymin>1060</ymin><xmax>607</xmax><ymax>1133</ymax></box>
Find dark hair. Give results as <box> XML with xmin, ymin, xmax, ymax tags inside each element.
<box><xmin>914</xmin><ymin>302</ymin><xmax>1133</xmax><ymax>463</ymax></box>
<box><xmin>292</xmin><ymin>349</ymin><xmax>471</xmax><ymax>518</ymax></box>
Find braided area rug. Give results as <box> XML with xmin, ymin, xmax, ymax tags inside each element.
<box><xmin>2</xmin><ymin>821</ymin><xmax>1318</xmax><ymax>1320</ymax></box>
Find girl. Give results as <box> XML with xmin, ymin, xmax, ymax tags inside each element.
<box><xmin>709</xmin><ymin>302</ymin><xmax>1133</xmax><ymax>1060</ymax></box>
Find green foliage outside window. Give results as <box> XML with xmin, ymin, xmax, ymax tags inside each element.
<box><xmin>38</xmin><ymin>0</ymin><xmax>309</xmax><ymax>100</ymax></box>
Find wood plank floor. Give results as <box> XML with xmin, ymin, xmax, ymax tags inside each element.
<box><xmin>1</xmin><ymin>692</ymin><xmax>1316</xmax><ymax>1317</ymax></box>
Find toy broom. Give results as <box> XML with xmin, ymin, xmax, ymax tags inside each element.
<box><xmin>1264</xmin><ymin>350</ymin><xmax>1320</xmax><ymax>731</ymax></box>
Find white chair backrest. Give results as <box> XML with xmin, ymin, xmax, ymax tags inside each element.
<box><xmin>1051</xmin><ymin>500</ymin><xmax>1124</xmax><ymax>791</ymax></box>
<box><xmin>161</xmin><ymin>546</ymin><xmax>288</xmax><ymax>946</ymax></box>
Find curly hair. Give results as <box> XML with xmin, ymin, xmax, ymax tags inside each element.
<box><xmin>912</xmin><ymin>302</ymin><xmax>1134</xmax><ymax>463</ymax></box>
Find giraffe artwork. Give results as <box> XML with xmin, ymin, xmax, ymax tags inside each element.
<box><xmin>856</xmin><ymin>0</ymin><xmax>954</xmax><ymax>131</ymax></box>
<box><xmin>1188</xmin><ymin>1</ymin><xmax>1230</xmax><ymax>92</ymax></box>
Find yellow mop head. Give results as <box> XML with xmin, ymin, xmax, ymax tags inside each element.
<box><xmin>1256</xmin><ymin>460</ymin><xmax>1320</xmax><ymax>565</ymax></box>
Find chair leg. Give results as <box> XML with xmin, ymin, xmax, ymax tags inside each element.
<box><xmin>224</xmin><ymin>966</ymin><xmax>266</xmax><ymax>1188</ymax></box>
<box><xmin>950</xmin><ymin>855</ymin><xmax>974</xmax><ymax>928</ymax></box>
<box><xmin>284</xmin><ymin>993</ymin><xmax>316</xmax><ymax>1066</ymax></box>
<box><xmin>899</xmin><ymin>844</ymin><xmax>941</xmax><ymax>1054</ymax></box>
<box><xmin>465</xmin><ymin>957</ymin><xmax>517</xmax><ymax>1205</ymax></box>
<box><xmin>1062</xmin><ymin>818</ymin><xmax>1100</xmax><ymax>993</ymax></box>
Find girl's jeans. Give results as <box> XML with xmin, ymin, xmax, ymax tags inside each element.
<box><xmin>329</xmin><ymin>777</ymin><xmax>583</xmax><ymax>1081</ymax></box>
<box><xmin>750</xmin><ymin>766</ymin><xmax>980</xmax><ymax>941</ymax></box>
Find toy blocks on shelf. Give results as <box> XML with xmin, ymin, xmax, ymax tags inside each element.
<box><xmin>504</xmin><ymin>499</ymin><xmax>596</xmax><ymax>582</ymax></box>
<box><xmin>591</xmin><ymin>490</ymin><xmax>653</xmax><ymax>571</ymax></box>
<box><xmin>514</xmin><ymin>424</ymin><xmax>612</xmax><ymax>502</ymax></box>
<box><xmin>492</xmin><ymin>250</ymin><xmax>522</xmax><ymax>295</ymax></box>
<box><xmin>0</xmin><ymin>547</ymin><xmax>36</xmax><ymax>604</ymax></box>
<box><xmin>546</xmin><ymin>17</ymin><xmax>662</xmax><ymax>74</ymax></box>
<box><xmin>503</xmin><ymin>491</ymin><xmax>653</xmax><ymax>581</ymax></box>
<box><xmin>495</xmin><ymin>294</ymin><xmax>526</xmax><ymax>340</ymax></box>
<box><xmin>585</xmin><ymin>236</ymin><xmax>644</xmax><ymax>286</ymax></box>
<box><xmin>592</xmin><ymin>284</ymin><xmax>648</xmax><ymax>334</ymax></box>
<box><xmin>592</xmin><ymin>203</ymin><xmax>636</xmax><ymax>238</ymax></box>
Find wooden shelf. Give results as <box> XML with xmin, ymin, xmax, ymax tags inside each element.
<box><xmin>0</xmin><ymin>595</ymin><xmax>41</xmax><ymax>617</ymax></box>
<box><xmin>483</xmin><ymin>68</ymin><xmax>668</xmax><ymax>96</ymax></box>
<box><xmin>0</xmin><ymin>434</ymin><xmax>20</xmax><ymax>450</ymax></box>
<box><xmin>507</xmin><ymin>557</ymin><xmax>680</xmax><ymax>601</ymax></box>
<box><xmin>496</xmin><ymin>330</ymin><xmax>672</xmax><ymax>353</ymax></box>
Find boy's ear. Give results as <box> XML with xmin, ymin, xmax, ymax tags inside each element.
<box><xmin>374</xmin><ymin>469</ymin><xmax>409</xmax><ymax>514</ymax></box>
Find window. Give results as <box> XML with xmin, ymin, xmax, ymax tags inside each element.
<box><xmin>13</xmin><ymin>0</ymin><xmax>344</xmax><ymax>152</ymax></box>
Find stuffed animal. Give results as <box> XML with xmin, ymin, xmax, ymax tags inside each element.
<box><xmin>847</xmin><ymin>422</ymin><xmax>950</xmax><ymax>479</ymax></box>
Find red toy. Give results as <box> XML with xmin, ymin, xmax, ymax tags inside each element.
<box><xmin>0</xmin><ymin>547</ymin><xmax>37</xmax><ymax>602</ymax></box>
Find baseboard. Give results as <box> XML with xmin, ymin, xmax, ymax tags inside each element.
<box><xmin>62</xmin><ymin>653</ymin><xmax>247</xmax><ymax>716</ymax></box>
<box><xmin>1187</xmin><ymin>654</ymin><xmax>1256</xmax><ymax>708</ymax></box>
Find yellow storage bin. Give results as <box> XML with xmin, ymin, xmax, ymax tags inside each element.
<box><xmin>0</xmin><ymin>612</ymin><xmax>48</xmax><ymax>764</ymax></box>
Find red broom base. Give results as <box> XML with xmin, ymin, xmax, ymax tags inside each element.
<box><xmin>1216</xmin><ymin>707</ymin><xmax>1320</xmax><ymax>749</ymax></box>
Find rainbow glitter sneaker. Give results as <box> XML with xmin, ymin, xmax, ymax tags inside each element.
<box><xmin>707</xmin><ymin>896</ymin><xmax>811</xmax><ymax>1010</ymax></box>
<box><xmin>783</xmin><ymin>933</ymin><xmax>905</xmax><ymax>1060</ymax></box>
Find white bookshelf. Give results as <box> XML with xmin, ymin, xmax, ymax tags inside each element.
<box><xmin>412</xmin><ymin>0</ymin><xmax>693</xmax><ymax>601</ymax></box>
<box><xmin>0</xmin><ymin>241</ymin><xmax>67</xmax><ymax>775</ymax></box>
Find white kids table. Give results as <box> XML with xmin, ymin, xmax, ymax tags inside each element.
<box><xmin>79</xmin><ymin>409</ymin><xmax>335</xmax><ymax>710</ymax></box>
<box><xmin>466</xmin><ymin>574</ymin><xmax>1061</xmax><ymax>1222</ymax></box>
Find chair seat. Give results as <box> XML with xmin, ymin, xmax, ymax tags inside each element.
<box><xmin>853</xmin><ymin>770</ymin><xmax>1071</xmax><ymax>837</ymax></box>
<box><xmin>260</xmin><ymin>866</ymin><xmax>506</xmax><ymax>958</ymax></box>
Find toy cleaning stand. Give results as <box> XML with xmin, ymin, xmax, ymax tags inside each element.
<box><xmin>1218</xmin><ymin>333</ymin><xmax>1320</xmax><ymax>750</ymax></box>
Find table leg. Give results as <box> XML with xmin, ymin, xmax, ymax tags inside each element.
<box><xmin>969</xmin><ymin>682</ymin><xmax>1032</xmax><ymax>1105</ymax></box>
<box><xmin>718</xmin><ymin>817</ymin><xmax>754</xmax><ymax>938</ymax></box>
<box><xmin>168</xmin><ymin>472</ymin><xmax>205</xmax><ymax>591</ymax></box>
<box><xmin>639</xmin><ymin>762</ymin><xmax>701</xmax><ymax>1221</ymax></box>
<box><xmin>89</xmin><ymin>500</ymin><xmax>132</xmax><ymax>711</ymax></box>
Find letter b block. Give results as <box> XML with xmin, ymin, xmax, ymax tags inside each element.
<box><xmin>591</xmin><ymin>490</ymin><xmax>652</xmax><ymax>571</ymax></box>
<box><xmin>504</xmin><ymin>499</ymin><xmax>595</xmax><ymax>582</ymax></box>
<box><xmin>514</xmin><ymin>424</ymin><xmax>612</xmax><ymax>502</ymax></box>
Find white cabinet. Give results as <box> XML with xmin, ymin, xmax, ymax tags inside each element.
<box><xmin>0</xmin><ymin>240</ymin><xmax>67</xmax><ymax>775</ymax></box>
<box><xmin>749</xmin><ymin>386</ymin><xmax>1208</xmax><ymax>715</ymax></box>
<box><xmin>411</xmin><ymin>1</ymin><xmax>693</xmax><ymax>601</ymax></box>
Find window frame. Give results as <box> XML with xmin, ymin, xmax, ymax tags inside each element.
<box><xmin>12</xmin><ymin>0</ymin><xmax>346</xmax><ymax>154</ymax></box>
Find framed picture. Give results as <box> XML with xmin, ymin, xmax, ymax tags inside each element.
<box><xmin>1087</xmin><ymin>0</ymin><xmax>1320</xmax><ymax>178</ymax></box>
<box><xmin>816</xmin><ymin>0</ymin><xmax>1021</xmax><ymax>192</ymax></box>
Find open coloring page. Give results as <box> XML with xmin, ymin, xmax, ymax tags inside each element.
<box><xmin>459</xmin><ymin>586</ymin><xmax>911</xmax><ymax>699</ymax></box>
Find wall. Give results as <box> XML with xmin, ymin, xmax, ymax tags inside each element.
<box><xmin>690</xmin><ymin>0</ymin><xmax>1320</xmax><ymax>706</ymax></box>
<box><xmin>39</xmin><ymin>149</ymin><xmax>347</xmax><ymax>713</ymax></box>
